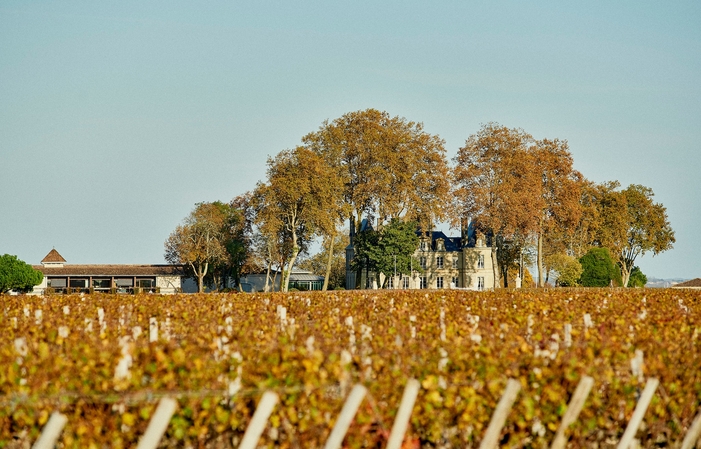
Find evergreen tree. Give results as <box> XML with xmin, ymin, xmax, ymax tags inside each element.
<box><xmin>578</xmin><ymin>248</ymin><xmax>622</xmax><ymax>287</ymax></box>
<box><xmin>0</xmin><ymin>254</ymin><xmax>43</xmax><ymax>294</ymax></box>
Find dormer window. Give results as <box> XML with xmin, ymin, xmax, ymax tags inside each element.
<box><xmin>420</xmin><ymin>240</ymin><xmax>428</xmax><ymax>251</ymax></box>
<box><xmin>436</xmin><ymin>238</ymin><xmax>445</xmax><ymax>252</ymax></box>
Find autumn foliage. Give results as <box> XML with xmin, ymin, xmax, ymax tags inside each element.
<box><xmin>2</xmin><ymin>289</ymin><xmax>700</xmax><ymax>448</ymax></box>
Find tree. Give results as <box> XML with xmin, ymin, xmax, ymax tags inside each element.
<box><xmin>352</xmin><ymin>219</ymin><xmax>420</xmax><ymax>288</ymax></box>
<box><xmin>495</xmin><ymin>233</ymin><xmax>534</xmax><ymax>288</ymax></box>
<box><xmin>617</xmin><ymin>184</ymin><xmax>675</xmax><ymax>287</ymax></box>
<box><xmin>556</xmin><ymin>178</ymin><xmax>602</xmax><ymax>259</ymax></box>
<box><xmin>164</xmin><ymin>202</ymin><xmax>229</xmax><ymax>293</ymax></box>
<box><xmin>297</xmin><ymin>233</ymin><xmax>348</xmax><ymax>290</ymax></box>
<box><xmin>587</xmin><ymin>182</ymin><xmax>675</xmax><ymax>287</ymax></box>
<box><xmin>0</xmin><ymin>254</ymin><xmax>43</xmax><ymax>294</ymax></box>
<box><xmin>253</xmin><ymin>147</ymin><xmax>341</xmax><ymax>292</ymax></box>
<box><xmin>303</xmin><ymin>109</ymin><xmax>451</xmax><ymax>287</ymax></box>
<box><xmin>578</xmin><ymin>247</ymin><xmax>622</xmax><ymax>287</ymax></box>
<box><xmin>202</xmin><ymin>201</ymin><xmax>250</xmax><ymax>291</ymax></box>
<box><xmin>453</xmin><ymin>123</ymin><xmax>542</xmax><ymax>288</ymax></box>
<box><xmin>546</xmin><ymin>253</ymin><xmax>583</xmax><ymax>287</ymax></box>
<box><xmin>627</xmin><ymin>266</ymin><xmax>647</xmax><ymax>288</ymax></box>
<box><xmin>532</xmin><ymin>138</ymin><xmax>583</xmax><ymax>287</ymax></box>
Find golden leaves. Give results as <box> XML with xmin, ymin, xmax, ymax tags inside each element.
<box><xmin>0</xmin><ymin>289</ymin><xmax>699</xmax><ymax>447</ymax></box>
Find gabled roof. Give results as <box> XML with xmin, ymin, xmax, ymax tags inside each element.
<box><xmin>672</xmin><ymin>278</ymin><xmax>701</xmax><ymax>288</ymax></box>
<box><xmin>41</xmin><ymin>249</ymin><xmax>66</xmax><ymax>263</ymax></box>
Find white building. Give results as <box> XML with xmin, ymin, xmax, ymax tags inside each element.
<box><xmin>32</xmin><ymin>249</ymin><xmax>188</xmax><ymax>294</ymax></box>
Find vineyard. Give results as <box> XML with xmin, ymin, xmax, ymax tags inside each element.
<box><xmin>1</xmin><ymin>289</ymin><xmax>700</xmax><ymax>448</ymax></box>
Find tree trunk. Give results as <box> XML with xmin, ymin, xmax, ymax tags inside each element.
<box><xmin>491</xmin><ymin>246</ymin><xmax>499</xmax><ymax>289</ymax></box>
<box><xmin>195</xmin><ymin>262</ymin><xmax>208</xmax><ymax>293</ymax></box>
<box><xmin>322</xmin><ymin>232</ymin><xmax>335</xmax><ymax>291</ymax></box>
<box><xmin>537</xmin><ymin>231</ymin><xmax>544</xmax><ymax>288</ymax></box>
<box><xmin>264</xmin><ymin>261</ymin><xmax>271</xmax><ymax>293</ymax></box>
<box><xmin>283</xmin><ymin>229</ymin><xmax>299</xmax><ymax>293</ymax></box>
<box><xmin>620</xmin><ymin>264</ymin><xmax>631</xmax><ymax>288</ymax></box>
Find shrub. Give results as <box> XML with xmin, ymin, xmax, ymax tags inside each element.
<box><xmin>579</xmin><ymin>248</ymin><xmax>622</xmax><ymax>287</ymax></box>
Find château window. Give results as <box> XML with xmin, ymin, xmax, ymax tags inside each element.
<box><xmin>436</xmin><ymin>256</ymin><xmax>444</xmax><ymax>269</ymax></box>
<box><xmin>420</xmin><ymin>276</ymin><xmax>427</xmax><ymax>289</ymax></box>
<box><xmin>436</xmin><ymin>276</ymin><xmax>444</xmax><ymax>288</ymax></box>
<box><xmin>477</xmin><ymin>277</ymin><xmax>485</xmax><ymax>291</ymax></box>
<box><xmin>420</xmin><ymin>241</ymin><xmax>428</xmax><ymax>251</ymax></box>
<box><xmin>452</xmin><ymin>258</ymin><xmax>459</xmax><ymax>269</ymax></box>
<box><xmin>452</xmin><ymin>276</ymin><xmax>459</xmax><ymax>288</ymax></box>
<box><xmin>478</xmin><ymin>254</ymin><xmax>485</xmax><ymax>269</ymax></box>
<box><xmin>387</xmin><ymin>277</ymin><xmax>394</xmax><ymax>289</ymax></box>
<box><xmin>420</xmin><ymin>257</ymin><xmax>427</xmax><ymax>270</ymax></box>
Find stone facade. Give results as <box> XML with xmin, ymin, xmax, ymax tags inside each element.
<box><xmin>346</xmin><ymin>225</ymin><xmax>495</xmax><ymax>291</ymax></box>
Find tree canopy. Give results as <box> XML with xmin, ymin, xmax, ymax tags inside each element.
<box><xmin>252</xmin><ymin>147</ymin><xmax>343</xmax><ymax>292</ymax></box>
<box><xmin>578</xmin><ymin>247</ymin><xmax>622</xmax><ymax>287</ymax></box>
<box><xmin>352</xmin><ymin>219</ymin><xmax>420</xmax><ymax>289</ymax></box>
<box><xmin>166</xmin><ymin>110</ymin><xmax>676</xmax><ymax>290</ymax></box>
<box><xmin>165</xmin><ymin>202</ymin><xmax>232</xmax><ymax>293</ymax></box>
<box><xmin>452</xmin><ymin>123</ymin><xmax>541</xmax><ymax>288</ymax></box>
<box><xmin>0</xmin><ymin>254</ymin><xmax>43</xmax><ymax>294</ymax></box>
<box><xmin>303</xmin><ymin>108</ymin><xmax>451</xmax><ymax>233</ymax></box>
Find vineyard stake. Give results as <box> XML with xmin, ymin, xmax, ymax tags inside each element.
<box><xmin>550</xmin><ymin>375</ymin><xmax>594</xmax><ymax>449</ymax></box>
<box><xmin>679</xmin><ymin>410</ymin><xmax>701</xmax><ymax>449</ymax></box>
<box><xmin>479</xmin><ymin>378</ymin><xmax>521</xmax><ymax>449</ymax></box>
<box><xmin>135</xmin><ymin>397</ymin><xmax>177</xmax><ymax>449</ymax></box>
<box><xmin>323</xmin><ymin>384</ymin><xmax>368</xmax><ymax>449</ymax></box>
<box><xmin>616</xmin><ymin>378</ymin><xmax>659</xmax><ymax>449</ymax></box>
<box><xmin>149</xmin><ymin>317</ymin><xmax>158</xmax><ymax>343</ymax></box>
<box><xmin>32</xmin><ymin>411</ymin><xmax>67</xmax><ymax>449</ymax></box>
<box><xmin>238</xmin><ymin>391</ymin><xmax>279</xmax><ymax>449</ymax></box>
<box><xmin>386</xmin><ymin>378</ymin><xmax>421</xmax><ymax>449</ymax></box>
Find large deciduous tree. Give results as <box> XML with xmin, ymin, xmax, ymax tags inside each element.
<box><xmin>303</xmin><ymin>109</ymin><xmax>451</xmax><ymax>287</ymax></box>
<box><xmin>453</xmin><ymin>123</ymin><xmax>542</xmax><ymax>288</ymax></box>
<box><xmin>616</xmin><ymin>184</ymin><xmax>675</xmax><ymax>287</ymax></box>
<box><xmin>203</xmin><ymin>201</ymin><xmax>250</xmax><ymax>291</ymax></box>
<box><xmin>164</xmin><ymin>202</ymin><xmax>229</xmax><ymax>293</ymax></box>
<box><xmin>253</xmin><ymin>147</ymin><xmax>342</xmax><ymax>292</ymax></box>
<box><xmin>586</xmin><ymin>182</ymin><xmax>675</xmax><ymax>287</ymax></box>
<box><xmin>0</xmin><ymin>254</ymin><xmax>43</xmax><ymax>294</ymax></box>
<box><xmin>532</xmin><ymin>138</ymin><xmax>583</xmax><ymax>287</ymax></box>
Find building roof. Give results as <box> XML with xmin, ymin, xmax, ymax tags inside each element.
<box><xmin>41</xmin><ymin>249</ymin><xmax>67</xmax><ymax>263</ymax></box>
<box><xmin>33</xmin><ymin>264</ymin><xmax>184</xmax><ymax>277</ymax></box>
<box><xmin>672</xmin><ymin>278</ymin><xmax>701</xmax><ymax>288</ymax></box>
<box><xmin>290</xmin><ymin>273</ymin><xmax>325</xmax><ymax>282</ymax></box>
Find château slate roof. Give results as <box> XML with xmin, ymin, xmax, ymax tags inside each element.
<box><xmin>41</xmin><ymin>249</ymin><xmax>67</xmax><ymax>263</ymax></box>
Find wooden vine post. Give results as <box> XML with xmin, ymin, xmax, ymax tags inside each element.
<box><xmin>136</xmin><ymin>397</ymin><xmax>177</xmax><ymax>449</ymax></box>
<box><xmin>386</xmin><ymin>379</ymin><xmax>421</xmax><ymax>449</ymax></box>
<box><xmin>479</xmin><ymin>378</ymin><xmax>521</xmax><ymax>449</ymax></box>
<box><xmin>550</xmin><ymin>376</ymin><xmax>594</xmax><ymax>449</ymax></box>
<box><xmin>679</xmin><ymin>411</ymin><xmax>701</xmax><ymax>449</ymax></box>
<box><xmin>616</xmin><ymin>378</ymin><xmax>659</xmax><ymax>449</ymax></box>
<box><xmin>323</xmin><ymin>384</ymin><xmax>368</xmax><ymax>449</ymax></box>
<box><xmin>32</xmin><ymin>412</ymin><xmax>68</xmax><ymax>449</ymax></box>
<box><xmin>238</xmin><ymin>391</ymin><xmax>279</xmax><ymax>449</ymax></box>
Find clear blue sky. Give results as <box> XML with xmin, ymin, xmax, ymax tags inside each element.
<box><xmin>1</xmin><ymin>1</ymin><xmax>699</xmax><ymax>279</ymax></box>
